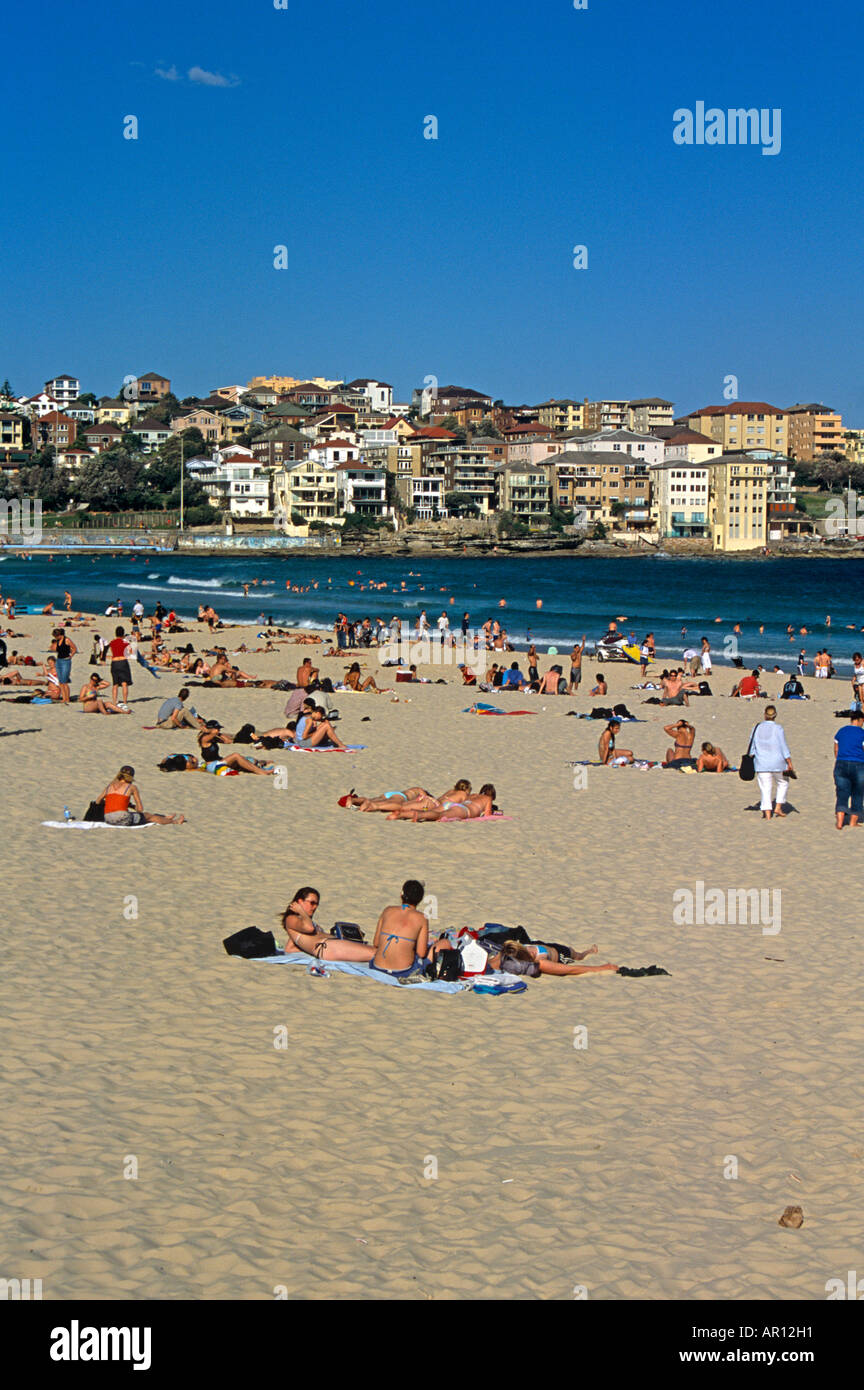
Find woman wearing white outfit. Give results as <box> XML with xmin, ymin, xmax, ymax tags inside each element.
<box><xmin>751</xmin><ymin>706</ymin><xmax>794</xmax><ymax>819</ymax></box>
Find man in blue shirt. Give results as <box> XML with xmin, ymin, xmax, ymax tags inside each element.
<box><xmin>501</xmin><ymin>662</ymin><xmax>526</xmax><ymax>690</ymax></box>
<box><xmin>833</xmin><ymin>711</ymin><xmax>864</xmax><ymax>829</ymax></box>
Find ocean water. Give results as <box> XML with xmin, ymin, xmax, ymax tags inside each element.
<box><xmin>2</xmin><ymin>550</ymin><xmax>863</xmax><ymax>672</ymax></box>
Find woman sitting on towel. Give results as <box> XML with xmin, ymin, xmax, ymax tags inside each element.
<box><xmin>598</xmin><ymin>720</ymin><xmax>634</xmax><ymax>766</ymax></box>
<box><xmin>197</xmin><ymin>722</ymin><xmax>275</xmax><ymax>775</ymax></box>
<box><xmin>293</xmin><ymin>707</ymin><xmax>346</xmax><ymax>750</ymax></box>
<box><xmin>664</xmin><ymin>719</ymin><xmax>695</xmax><ymax>764</ymax></box>
<box><xmin>342</xmin><ymin>662</ymin><xmax>381</xmax><ymax>693</ymax></box>
<box><xmin>369</xmin><ymin>879</ymin><xmax>430</xmax><ymax>978</ymax></box>
<box><xmin>387</xmin><ymin>784</ymin><xmax>497</xmax><ymax>821</ymax></box>
<box><xmin>78</xmin><ymin>673</ymin><xmax>129</xmax><ymax>715</ymax></box>
<box><xmin>281</xmin><ymin>887</ymin><xmax>374</xmax><ymax>962</ymax></box>
<box><xmin>98</xmin><ymin>765</ymin><xmax>185</xmax><ymax>825</ymax></box>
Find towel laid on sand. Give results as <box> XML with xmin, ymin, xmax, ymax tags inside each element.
<box><xmin>42</xmin><ymin>819</ymin><xmax>161</xmax><ymax>830</ymax></box>
<box><xmin>287</xmin><ymin>744</ymin><xmax>366</xmax><ymax>753</ymax></box>
<box><xmin>253</xmin><ymin>950</ymin><xmax>465</xmax><ymax>992</ymax></box>
<box><xmin>463</xmin><ymin>703</ymin><xmax>535</xmax><ymax>716</ymax></box>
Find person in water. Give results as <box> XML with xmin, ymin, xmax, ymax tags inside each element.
<box><xmin>370</xmin><ymin>879</ymin><xmax>430</xmax><ymax>978</ymax></box>
<box><xmin>281</xmin><ymin>887</ymin><xmax>374</xmax><ymax>962</ymax></box>
<box><xmin>98</xmin><ymin>765</ymin><xmax>185</xmax><ymax>825</ymax></box>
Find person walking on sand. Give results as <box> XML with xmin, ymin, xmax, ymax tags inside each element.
<box><xmin>108</xmin><ymin>626</ymin><xmax>133</xmax><ymax>707</ymax></box>
<box><xmin>833</xmin><ymin>710</ymin><xmax>864</xmax><ymax>829</ymax></box>
<box><xmin>751</xmin><ymin>706</ymin><xmax>794</xmax><ymax>820</ymax></box>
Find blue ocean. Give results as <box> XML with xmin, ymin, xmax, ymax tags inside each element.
<box><xmin>2</xmin><ymin>550</ymin><xmax>863</xmax><ymax>672</ymax></box>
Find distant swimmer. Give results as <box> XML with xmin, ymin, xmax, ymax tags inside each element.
<box><xmin>826</xmin><ymin>615</ymin><xmax>831</xmax><ymax>627</ymax></box>
<box><xmin>499</xmin><ymin>599</ymin><xmax>507</xmax><ymax>607</ymax></box>
<box><xmin>536</xmin><ymin>599</ymin><xmax>542</xmax><ymax>608</ymax></box>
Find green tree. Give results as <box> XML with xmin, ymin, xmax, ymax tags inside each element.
<box><xmin>19</xmin><ymin>454</ymin><xmax>71</xmax><ymax>510</ymax></box>
<box><xmin>444</xmin><ymin>491</ymin><xmax>479</xmax><ymax>517</ymax></box>
<box><xmin>497</xmin><ymin>511</ymin><xmax>529</xmax><ymax>538</ymax></box>
<box><xmin>73</xmin><ymin>449</ymin><xmax>145</xmax><ymax>510</ymax></box>
<box><xmin>1</xmin><ymin>378</ymin><xmax>14</xmax><ymax>398</ymax></box>
<box><xmin>474</xmin><ymin>417</ymin><xmax>502</xmax><ymax>438</ymax></box>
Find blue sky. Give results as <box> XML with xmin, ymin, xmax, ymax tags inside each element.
<box><xmin>3</xmin><ymin>0</ymin><xmax>863</xmax><ymax>419</ymax></box>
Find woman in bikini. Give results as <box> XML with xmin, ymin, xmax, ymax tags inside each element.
<box><xmin>98</xmin><ymin>765</ymin><xmax>185</xmax><ymax>825</ymax></box>
<box><xmin>369</xmin><ymin>880</ymin><xmax>430</xmax><ymax>977</ymax></box>
<box><xmin>664</xmin><ymin>719</ymin><xmax>695</xmax><ymax>764</ymax></box>
<box><xmin>342</xmin><ymin>780</ymin><xmax>472</xmax><ymax>813</ymax></box>
<box><xmin>389</xmin><ymin>784</ymin><xmax>496</xmax><ymax>821</ymax></box>
<box><xmin>343</xmin><ymin>662</ymin><xmax>381</xmax><ymax>693</ymax></box>
<box><xmin>487</xmin><ymin>940</ymin><xmax>619</xmax><ymax>977</ymax></box>
<box><xmin>281</xmin><ymin>887</ymin><xmax>375</xmax><ymax>962</ymax></box>
<box><xmin>197</xmin><ymin>723</ymin><xmax>275</xmax><ymax>775</ymax></box>
<box><xmin>78</xmin><ymin>673</ymin><xmax>129</xmax><ymax>714</ymax></box>
<box><xmin>598</xmin><ymin>720</ymin><xmax>634</xmax><ymax>765</ymax></box>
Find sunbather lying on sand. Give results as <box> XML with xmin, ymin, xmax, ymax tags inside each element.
<box><xmin>387</xmin><ymin>784</ymin><xmax>497</xmax><ymax>821</ymax></box>
<box><xmin>485</xmin><ymin>939</ymin><xmax>618</xmax><ymax>977</ymax></box>
<box><xmin>340</xmin><ymin>779</ymin><xmax>472</xmax><ymax>812</ymax></box>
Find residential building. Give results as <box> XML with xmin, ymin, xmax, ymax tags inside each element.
<box><xmin>784</xmin><ymin>403</ymin><xmax>844</xmax><ymax>461</ymax></box>
<box><xmin>211</xmin><ymin>384</ymin><xmax>246</xmax><ymax>402</ymax></box>
<box><xmin>707</xmin><ymin>453</ymin><xmax>772</xmax><ymax>551</ymax></box>
<box><xmin>552</xmin><ymin>450</ymin><xmax>652</xmax><ymax>527</ymax></box>
<box><xmin>649</xmin><ymin>460</ymin><xmax>710</xmax><ymax>537</ymax></box>
<box><xmin>22</xmin><ymin>392</ymin><xmax>61</xmax><ymax>417</ymax></box>
<box><xmin>283</xmin><ymin>382</ymin><xmax>339</xmax><ymax>410</ymax></box>
<box><xmin>307</xmin><ymin>439</ymin><xmax>360</xmax><ymax>467</ymax></box>
<box><xmin>627</xmin><ymin>398</ymin><xmax>675</xmax><ymax>433</ymax></box>
<box><xmin>170</xmin><ymin>408</ymin><xmax>226</xmax><ymax>442</ymax></box>
<box><xmin>662</xmin><ymin>428</ymin><xmax>719</xmax><ymax>464</ymax></box>
<box><xmin>342</xmin><ymin>379</ymin><xmax>393</xmax><ymax>414</ymax></box>
<box><xmin>300</xmin><ymin>406</ymin><xmax>359</xmax><ymax>439</ymax></box>
<box><xmin>425</xmin><ymin>445</ymin><xmax>499</xmax><ymax>514</ymax></box>
<box><xmin>684</xmin><ymin>402</ymin><xmax>787</xmax><ymax>454</ymax></box>
<box><xmin>135</xmin><ymin>417</ymin><xmax>173</xmax><ymax>452</ymax></box>
<box><xmin>471</xmin><ymin>434</ymin><xmax>507</xmax><ymax>463</ymax></box>
<box><xmin>506</xmin><ymin>435</ymin><xmax>571</xmax><ymax>467</ymax></box>
<box><xmin>333</xmin><ymin>462</ymin><xmax>391</xmax><ymax>519</ymax></box>
<box><xmin>583</xmin><ymin>399</ymin><xmax>629</xmax><ymax>431</ymax></box>
<box><xmin>498</xmin><ymin>463</ymin><xmax>553</xmax><ymax>523</ymax></box>
<box><xmin>44</xmin><ymin>374</ymin><xmax>80</xmax><ymax>408</ymax></box>
<box><xmin>136</xmin><ymin>372</ymin><xmax>171</xmax><ymax>401</ymax></box>
<box><xmin>34</xmin><ymin>411</ymin><xmax>78</xmax><ymax>452</ymax></box>
<box><xmin>0</xmin><ymin>413</ymin><xmax>26</xmax><ymax>452</ymax></box>
<box><xmin>573</xmin><ymin>428</ymin><xmax>665</xmax><ymax>466</ymax></box>
<box><xmin>83</xmin><ymin>423</ymin><xmax>123</xmax><ymax>453</ymax></box>
<box><xmin>272</xmin><ymin>458</ymin><xmax>340</xmax><ymax>527</ymax></box>
<box><xmin>248</xmin><ymin>375</ymin><xmax>342</xmax><ymax>395</ymax></box>
<box><xmin>56</xmin><ymin>447</ymin><xmax>94</xmax><ymax>477</ymax></box>
<box><xmin>186</xmin><ymin>453</ymin><xmax>271</xmax><ymax>518</ymax></box>
<box><xmin>536</xmin><ymin>399</ymin><xmax>584</xmax><ymax>432</ymax></box>
<box><xmin>842</xmin><ymin>429</ymin><xmax>864</xmax><ymax>466</ymax></box>
<box><xmin>66</xmin><ymin>403</ymin><xmax>96</xmax><ymax>423</ymax></box>
<box><xmin>96</xmin><ymin>398</ymin><xmax>133</xmax><ymax>427</ymax></box>
<box><xmin>397</xmin><ymin>473</ymin><xmax>448</xmax><ymax>519</ymax></box>
<box><xmin>251</xmin><ymin>424</ymin><xmax>309</xmax><ymax>470</ymax></box>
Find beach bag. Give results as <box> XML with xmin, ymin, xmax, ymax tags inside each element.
<box><xmin>83</xmin><ymin>797</ymin><xmax>105</xmax><ymax>822</ymax></box>
<box><xmin>233</xmin><ymin>723</ymin><xmax>257</xmax><ymax>744</ymax></box>
<box><xmin>433</xmin><ymin>949</ymin><xmax>462</xmax><ymax>982</ymax></box>
<box><xmin>223</xmin><ymin>926</ymin><xmax>277</xmax><ymax>958</ymax></box>
<box><xmin>330</xmin><ymin>921</ymin><xmax>365</xmax><ymax>942</ymax></box>
<box><xmin>698</xmin><ymin>681</ymin><xmax>712</xmax><ymax>695</ymax></box>
<box><xmin>456</xmin><ymin>929</ymin><xmax>490</xmax><ymax>977</ymax></box>
<box><xmin>739</xmin><ymin>726</ymin><xmax>757</xmax><ymax>781</ymax></box>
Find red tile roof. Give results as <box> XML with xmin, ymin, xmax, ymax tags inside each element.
<box><xmin>689</xmin><ymin>402</ymin><xmax>782</xmax><ymax>416</ymax></box>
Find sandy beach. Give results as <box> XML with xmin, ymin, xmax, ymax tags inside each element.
<box><xmin>1</xmin><ymin>614</ymin><xmax>862</xmax><ymax>1300</ymax></box>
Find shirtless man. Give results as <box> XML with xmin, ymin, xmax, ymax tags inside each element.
<box><xmin>661</xmin><ymin>670</ymin><xmax>689</xmax><ymax>706</ymax></box>
<box><xmin>567</xmin><ymin>637</ymin><xmax>586</xmax><ymax>695</ymax></box>
<box><xmin>664</xmin><ymin>719</ymin><xmax>695</xmax><ymax>764</ymax></box>
<box><xmin>388</xmin><ymin>783</ymin><xmax>496</xmax><ymax>821</ymax></box>
<box><xmin>696</xmin><ymin>742</ymin><xmax>728</xmax><ymax>772</ymax></box>
<box><xmin>281</xmin><ymin>887</ymin><xmax>374</xmax><ymax>962</ymax></box>
<box><xmin>370</xmin><ymin>880</ymin><xmax>430</xmax><ymax>977</ymax></box>
<box><xmin>296</xmin><ymin>657</ymin><xmax>319</xmax><ymax>689</ymax></box>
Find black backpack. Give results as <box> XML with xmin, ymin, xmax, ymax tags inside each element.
<box><xmin>223</xmin><ymin>926</ymin><xmax>278</xmax><ymax>958</ymax></box>
<box><xmin>698</xmin><ymin>681</ymin><xmax>712</xmax><ymax>695</ymax></box>
<box><xmin>330</xmin><ymin>921</ymin><xmax>366</xmax><ymax>942</ymax></box>
<box><xmin>433</xmin><ymin>949</ymin><xmax>462</xmax><ymax>982</ymax></box>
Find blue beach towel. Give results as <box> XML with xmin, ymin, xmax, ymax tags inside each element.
<box><xmin>253</xmin><ymin>950</ymin><xmax>463</xmax><ymax>992</ymax></box>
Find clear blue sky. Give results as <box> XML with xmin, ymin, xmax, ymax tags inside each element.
<box><xmin>3</xmin><ymin>0</ymin><xmax>863</xmax><ymax>419</ymax></box>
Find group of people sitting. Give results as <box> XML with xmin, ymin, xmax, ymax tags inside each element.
<box><xmin>338</xmin><ymin>779</ymin><xmax>498</xmax><ymax>820</ymax></box>
<box><xmin>598</xmin><ymin>718</ymin><xmax>728</xmax><ymax>771</ymax></box>
<box><xmin>280</xmin><ymin>881</ymin><xmax>619</xmax><ymax>980</ymax></box>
